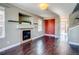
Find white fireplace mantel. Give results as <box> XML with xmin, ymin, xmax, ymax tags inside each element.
<box><xmin>17</xmin><ymin>23</ymin><xmax>34</xmax><ymax>30</ymax></box>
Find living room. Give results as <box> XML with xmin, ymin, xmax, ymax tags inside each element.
<box><xmin>0</xmin><ymin>3</ymin><xmax>79</xmax><ymax>55</ymax></box>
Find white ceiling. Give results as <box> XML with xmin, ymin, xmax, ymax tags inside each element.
<box><xmin>11</xmin><ymin>3</ymin><xmax>77</xmax><ymax>18</ymax></box>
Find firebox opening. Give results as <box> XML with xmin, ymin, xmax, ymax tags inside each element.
<box><xmin>23</xmin><ymin>30</ymin><xmax>31</xmax><ymax>41</ymax></box>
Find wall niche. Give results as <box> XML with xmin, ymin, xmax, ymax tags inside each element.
<box><xmin>19</xmin><ymin>13</ymin><xmax>31</xmax><ymax>24</ymax></box>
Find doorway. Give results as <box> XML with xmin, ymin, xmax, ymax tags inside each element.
<box><xmin>44</xmin><ymin>19</ymin><xmax>55</xmax><ymax>35</ymax></box>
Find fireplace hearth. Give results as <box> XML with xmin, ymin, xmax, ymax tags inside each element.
<box><xmin>23</xmin><ymin>30</ymin><xmax>31</xmax><ymax>41</ymax></box>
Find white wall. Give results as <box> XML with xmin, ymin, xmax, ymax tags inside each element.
<box><xmin>0</xmin><ymin>4</ymin><xmax>44</xmax><ymax>49</ymax></box>
<box><xmin>69</xmin><ymin>26</ymin><xmax>79</xmax><ymax>43</ymax></box>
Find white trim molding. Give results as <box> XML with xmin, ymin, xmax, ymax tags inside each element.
<box><xmin>69</xmin><ymin>41</ymin><xmax>79</xmax><ymax>46</ymax></box>
<box><xmin>0</xmin><ymin>40</ymin><xmax>33</xmax><ymax>52</ymax></box>
<box><xmin>44</xmin><ymin>34</ymin><xmax>59</xmax><ymax>38</ymax></box>
<box><xmin>32</xmin><ymin>34</ymin><xmax>44</xmax><ymax>40</ymax></box>
<box><xmin>0</xmin><ymin>35</ymin><xmax>44</xmax><ymax>53</ymax></box>
<box><xmin>0</xmin><ymin>42</ymin><xmax>20</xmax><ymax>53</ymax></box>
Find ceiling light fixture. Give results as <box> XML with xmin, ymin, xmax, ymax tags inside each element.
<box><xmin>39</xmin><ymin>3</ymin><xmax>48</xmax><ymax>10</ymax></box>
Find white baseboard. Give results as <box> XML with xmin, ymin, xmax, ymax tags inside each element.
<box><xmin>69</xmin><ymin>41</ymin><xmax>79</xmax><ymax>46</ymax></box>
<box><xmin>44</xmin><ymin>34</ymin><xmax>59</xmax><ymax>38</ymax></box>
<box><xmin>0</xmin><ymin>42</ymin><xmax>20</xmax><ymax>53</ymax></box>
<box><xmin>0</xmin><ymin>35</ymin><xmax>44</xmax><ymax>53</ymax></box>
<box><xmin>32</xmin><ymin>34</ymin><xmax>44</xmax><ymax>40</ymax></box>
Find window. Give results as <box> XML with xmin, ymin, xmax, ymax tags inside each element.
<box><xmin>0</xmin><ymin>7</ymin><xmax>5</xmax><ymax>38</ymax></box>
<box><xmin>38</xmin><ymin>19</ymin><xmax>42</xmax><ymax>32</ymax></box>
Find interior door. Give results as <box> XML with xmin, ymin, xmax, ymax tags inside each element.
<box><xmin>44</xmin><ymin>19</ymin><xmax>55</xmax><ymax>35</ymax></box>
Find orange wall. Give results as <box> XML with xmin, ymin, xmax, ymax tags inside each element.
<box><xmin>44</xmin><ymin>19</ymin><xmax>55</xmax><ymax>35</ymax></box>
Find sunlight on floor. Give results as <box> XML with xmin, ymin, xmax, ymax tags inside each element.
<box><xmin>60</xmin><ymin>33</ymin><xmax>68</xmax><ymax>42</ymax></box>
<box><xmin>36</xmin><ymin>40</ymin><xmax>44</xmax><ymax>55</ymax></box>
<box><xmin>57</xmin><ymin>18</ymin><xmax>70</xmax><ymax>54</ymax></box>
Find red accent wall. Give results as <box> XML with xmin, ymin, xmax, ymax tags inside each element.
<box><xmin>44</xmin><ymin>19</ymin><xmax>55</xmax><ymax>34</ymax></box>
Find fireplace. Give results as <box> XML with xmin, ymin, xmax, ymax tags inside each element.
<box><xmin>23</xmin><ymin>30</ymin><xmax>31</xmax><ymax>41</ymax></box>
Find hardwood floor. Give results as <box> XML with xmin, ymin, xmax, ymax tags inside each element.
<box><xmin>0</xmin><ymin>36</ymin><xmax>79</xmax><ymax>55</ymax></box>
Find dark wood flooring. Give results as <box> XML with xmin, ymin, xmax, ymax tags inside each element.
<box><xmin>0</xmin><ymin>36</ymin><xmax>79</xmax><ymax>55</ymax></box>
